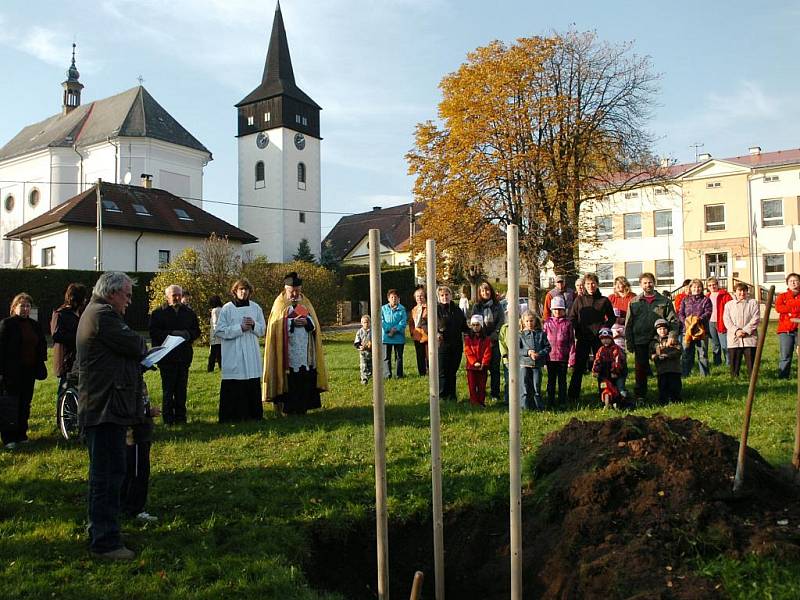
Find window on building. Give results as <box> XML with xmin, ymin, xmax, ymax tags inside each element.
<box><xmin>297</xmin><ymin>162</ymin><xmax>306</xmax><ymax>190</ymax></box>
<box><xmin>158</xmin><ymin>250</ymin><xmax>171</xmax><ymax>268</ymax></box>
<box><xmin>102</xmin><ymin>200</ymin><xmax>121</xmax><ymax>212</ymax></box>
<box><xmin>654</xmin><ymin>187</ymin><xmax>667</xmax><ymax>195</ymax></box>
<box><xmin>704</xmin><ymin>204</ymin><xmax>725</xmax><ymax>231</ymax></box>
<box><xmin>595</xmin><ymin>215</ymin><xmax>612</xmax><ymax>241</ymax></box>
<box><xmin>302</xmin><ymin>116</ymin><xmax>308</xmax><ymax>126</ymax></box>
<box><xmin>655</xmin><ymin>259</ymin><xmax>674</xmax><ymax>286</ymax></box>
<box><xmin>761</xmin><ymin>198</ymin><xmax>783</xmax><ymax>227</ymax></box>
<box><xmin>654</xmin><ymin>210</ymin><xmax>673</xmax><ymax>236</ymax></box>
<box><xmin>706</xmin><ymin>252</ymin><xmax>728</xmax><ymax>280</ymax></box>
<box><xmin>295</xmin><ymin>114</ymin><xmax>302</xmax><ymax>124</ymax></box>
<box><xmin>625</xmin><ymin>261</ymin><xmax>643</xmax><ymax>281</ymax></box>
<box><xmin>255</xmin><ymin>161</ymin><xmax>265</xmax><ymax>189</ymax></box>
<box><xmin>706</xmin><ymin>182</ymin><xmax>721</xmax><ymax>189</ymax></box>
<box><xmin>247</xmin><ymin>115</ymin><xmax>254</xmax><ymax>126</ymax></box>
<box><xmin>4</xmin><ymin>195</ymin><xmax>15</xmax><ymax>212</ymax></box>
<box><xmin>624</xmin><ymin>191</ymin><xmax>639</xmax><ymax>199</ymax></box>
<box><xmin>764</xmin><ymin>253</ymin><xmax>785</xmax><ymax>282</ymax></box>
<box><xmin>41</xmin><ymin>246</ymin><xmax>55</xmax><ymax>267</ymax></box>
<box><xmin>764</xmin><ymin>174</ymin><xmax>780</xmax><ymax>183</ymax></box>
<box><xmin>173</xmin><ymin>208</ymin><xmax>192</xmax><ymax>221</ymax></box>
<box><xmin>28</xmin><ymin>188</ymin><xmax>40</xmax><ymax>207</ymax></box>
<box><xmin>299</xmin><ymin>211</ymin><xmax>306</xmax><ymax>223</ymax></box>
<box><xmin>624</xmin><ymin>213</ymin><xmax>642</xmax><ymax>239</ymax></box>
<box><xmin>132</xmin><ymin>203</ymin><xmax>151</xmax><ymax>216</ymax></box>
<box><xmin>264</xmin><ymin>112</ymin><xmax>271</xmax><ymax>122</ymax></box>
<box><xmin>597</xmin><ymin>263</ymin><xmax>614</xmax><ymax>287</ymax></box>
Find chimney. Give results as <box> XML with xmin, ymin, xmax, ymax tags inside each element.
<box><xmin>372</xmin><ymin>206</ymin><xmax>381</xmax><ymax>212</ymax></box>
<box><xmin>140</xmin><ymin>173</ymin><xmax>153</xmax><ymax>189</ymax></box>
<box><xmin>659</xmin><ymin>157</ymin><xmax>672</xmax><ymax>168</ymax></box>
<box><xmin>698</xmin><ymin>153</ymin><xmax>712</xmax><ymax>162</ymax></box>
<box><xmin>749</xmin><ymin>146</ymin><xmax>762</xmax><ymax>156</ymax></box>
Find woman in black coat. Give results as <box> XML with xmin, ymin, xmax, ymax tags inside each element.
<box><xmin>0</xmin><ymin>293</ymin><xmax>47</xmax><ymax>449</ymax></box>
<box><xmin>436</xmin><ymin>286</ymin><xmax>468</xmax><ymax>401</ymax></box>
<box><xmin>51</xmin><ymin>283</ymin><xmax>88</xmax><ymax>394</ymax></box>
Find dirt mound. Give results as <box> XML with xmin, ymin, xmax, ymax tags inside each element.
<box><xmin>305</xmin><ymin>415</ymin><xmax>800</xmax><ymax>599</ymax></box>
<box><xmin>529</xmin><ymin>414</ymin><xmax>800</xmax><ymax>598</ymax></box>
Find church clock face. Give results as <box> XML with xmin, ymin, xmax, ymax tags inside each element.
<box><xmin>256</xmin><ymin>131</ymin><xmax>269</xmax><ymax>149</ymax></box>
<box><xmin>294</xmin><ymin>133</ymin><xmax>306</xmax><ymax>150</ymax></box>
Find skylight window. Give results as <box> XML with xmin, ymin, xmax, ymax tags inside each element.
<box><xmin>173</xmin><ymin>208</ymin><xmax>193</xmax><ymax>221</ymax></box>
<box><xmin>102</xmin><ymin>200</ymin><xmax>121</xmax><ymax>212</ymax></box>
<box><xmin>132</xmin><ymin>203</ymin><xmax>151</xmax><ymax>216</ymax></box>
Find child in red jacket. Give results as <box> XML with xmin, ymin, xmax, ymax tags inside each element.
<box><xmin>464</xmin><ymin>314</ymin><xmax>493</xmax><ymax>406</ymax></box>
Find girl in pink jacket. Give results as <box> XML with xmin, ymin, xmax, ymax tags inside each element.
<box><xmin>544</xmin><ymin>296</ymin><xmax>574</xmax><ymax>408</ymax></box>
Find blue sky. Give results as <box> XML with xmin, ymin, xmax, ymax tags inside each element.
<box><xmin>2</xmin><ymin>0</ymin><xmax>799</xmax><ymax>236</ymax></box>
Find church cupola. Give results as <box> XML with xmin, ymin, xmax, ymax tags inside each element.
<box><xmin>61</xmin><ymin>43</ymin><xmax>84</xmax><ymax>115</ymax></box>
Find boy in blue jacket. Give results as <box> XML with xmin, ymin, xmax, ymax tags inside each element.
<box><xmin>381</xmin><ymin>289</ymin><xmax>407</xmax><ymax>378</ymax></box>
<box><xmin>520</xmin><ymin>310</ymin><xmax>550</xmax><ymax>410</ymax></box>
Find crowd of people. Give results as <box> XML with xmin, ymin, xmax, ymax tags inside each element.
<box><xmin>356</xmin><ymin>271</ymin><xmax>795</xmax><ymax>411</ymax></box>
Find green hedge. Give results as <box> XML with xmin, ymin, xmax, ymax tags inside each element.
<box><xmin>344</xmin><ymin>267</ymin><xmax>416</xmax><ymax>314</ymax></box>
<box><xmin>0</xmin><ymin>268</ymin><xmax>156</xmax><ymax>332</ymax></box>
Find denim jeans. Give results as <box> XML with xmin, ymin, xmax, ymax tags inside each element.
<box><xmin>85</xmin><ymin>423</ymin><xmax>128</xmax><ymax>553</ymax></box>
<box><xmin>778</xmin><ymin>332</ymin><xmax>797</xmax><ymax>378</ymax></box>
<box><xmin>682</xmin><ymin>338</ymin><xmax>710</xmax><ymax>377</ymax></box>
<box><xmin>708</xmin><ymin>322</ymin><xmax>729</xmax><ymax>366</ymax></box>
<box><xmin>383</xmin><ymin>343</ymin><xmax>404</xmax><ymax>378</ymax></box>
<box><xmin>521</xmin><ymin>366</ymin><xmax>544</xmax><ymax>410</ymax></box>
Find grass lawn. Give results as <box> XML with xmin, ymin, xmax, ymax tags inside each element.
<box><xmin>2</xmin><ymin>324</ymin><xmax>800</xmax><ymax>598</ymax></box>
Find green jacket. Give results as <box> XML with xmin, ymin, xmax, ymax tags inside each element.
<box><xmin>625</xmin><ymin>291</ymin><xmax>677</xmax><ymax>350</ymax></box>
<box><xmin>498</xmin><ymin>323</ymin><xmax>509</xmax><ymax>366</ymax></box>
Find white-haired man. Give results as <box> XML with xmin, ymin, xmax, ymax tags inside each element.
<box><xmin>77</xmin><ymin>271</ymin><xmax>147</xmax><ymax>560</ymax></box>
<box><xmin>148</xmin><ymin>284</ymin><xmax>200</xmax><ymax>425</ymax></box>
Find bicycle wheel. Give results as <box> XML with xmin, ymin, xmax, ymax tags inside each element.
<box><xmin>57</xmin><ymin>388</ymin><xmax>81</xmax><ymax>440</ymax></box>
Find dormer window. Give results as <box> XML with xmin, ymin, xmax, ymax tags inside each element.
<box><xmin>132</xmin><ymin>203</ymin><xmax>151</xmax><ymax>216</ymax></box>
<box><xmin>102</xmin><ymin>200</ymin><xmax>121</xmax><ymax>212</ymax></box>
<box><xmin>173</xmin><ymin>208</ymin><xmax>192</xmax><ymax>221</ymax></box>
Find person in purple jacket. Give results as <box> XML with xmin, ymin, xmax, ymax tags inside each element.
<box><xmin>543</xmin><ymin>296</ymin><xmax>574</xmax><ymax>408</ymax></box>
<box><xmin>678</xmin><ymin>278</ymin><xmax>712</xmax><ymax>377</ymax></box>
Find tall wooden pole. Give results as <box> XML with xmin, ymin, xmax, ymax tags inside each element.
<box><xmin>426</xmin><ymin>239</ymin><xmax>445</xmax><ymax>599</ymax></box>
<box><xmin>794</xmin><ymin>341</ymin><xmax>800</xmax><ymax>470</ymax></box>
<box><xmin>95</xmin><ymin>178</ymin><xmax>103</xmax><ymax>271</ymax></box>
<box><xmin>369</xmin><ymin>229</ymin><xmax>390</xmax><ymax>598</ymax></box>
<box><xmin>506</xmin><ymin>225</ymin><xmax>522</xmax><ymax>598</ymax></box>
<box><xmin>733</xmin><ymin>285</ymin><xmax>775</xmax><ymax>494</ymax></box>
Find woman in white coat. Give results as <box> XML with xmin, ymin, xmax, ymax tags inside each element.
<box><xmin>722</xmin><ymin>282</ymin><xmax>760</xmax><ymax>378</ymax></box>
<box><xmin>214</xmin><ymin>278</ymin><xmax>266</xmax><ymax>421</ymax></box>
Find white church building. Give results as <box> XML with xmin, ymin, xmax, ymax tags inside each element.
<box><xmin>0</xmin><ymin>45</ymin><xmax>217</xmax><ymax>269</ymax></box>
<box><xmin>236</xmin><ymin>2</ymin><xmax>322</xmax><ymax>262</ymax></box>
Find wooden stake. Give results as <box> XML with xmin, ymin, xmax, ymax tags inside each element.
<box><xmin>794</xmin><ymin>331</ymin><xmax>800</xmax><ymax>469</ymax></box>
<box><xmin>506</xmin><ymin>224</ymin><xmax>522</xmax><ymax>599</ymax></box>
<box><xmin>409</xmin><ymin>571</ymin><xmax>425</xmax><ymax>600</ymax></box>
<box><xmin>426</xmin><ymin>239</ymin><xmax>445</xmax><ymax>599</ymax></box>
<box><xmin>369</xmin><ymin>229</ymin><xmax>390</xmax><ymax>599</ymax></box>
<box><xmin>733</xmin><ymin>285</ymin><xmax>775</xmax><ymax>494</ymax></box>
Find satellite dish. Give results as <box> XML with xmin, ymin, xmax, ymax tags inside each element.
<box><xmin>123</xmin><ymin>171</ymin><xmax>132</xmax><ymax>185</ymax></box>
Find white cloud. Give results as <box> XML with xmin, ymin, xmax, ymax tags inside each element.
<box><xmin>704</xmin><ymin>81</ymin><xmax>781</xmax><ymax>123</ymax></box>
<box><xmin>20</xmin><ymin>26</ymin><xmax>66</xmax><ymax>65</ymax></box>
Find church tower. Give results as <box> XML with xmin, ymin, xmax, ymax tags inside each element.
<box><xmin>236</xmin><ymin>1</ymin><xmax>321</xmax><ymax>262</ymax></box>
<box><xmin>62</xmin><ymin>43</ymin><xmax>83</xmax><ymax>115</ymax></box>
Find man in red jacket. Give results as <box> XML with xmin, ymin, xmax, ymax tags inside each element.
<box><xmin>776</xmin><ymin>273</ymin><xmax>800</xmax><ymax>379</ymax></box>
<box><xmin>706</xmin><ymin>277</ymin><xmax>732</xmax><ymax>367</ymax></box>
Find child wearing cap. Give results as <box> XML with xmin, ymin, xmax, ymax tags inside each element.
<box><xmin>519</xmin><ymin>310</ymin><xmax>550</xmax><ymax>410</ymax></box>
<box><xmin>592</xmin><ymin>327</ymin><xmax>626</xmax><ymax>408</ymax></box>
<box><xmin>543</xmin><ymin>295</ymin><xmax>573</xmax><ymax>408</ymax></box>
<box><xmin>464</xmin><ymin>314</ymin><xmax>493</xmax><ymax>406</ymax></box>
<box><xmin>650</xmin><ymin>318</ymin><xmax>683</xmax><ymax>404</ymax></box>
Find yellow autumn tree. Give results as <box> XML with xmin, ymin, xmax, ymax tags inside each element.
<box><xmin>407</xmin><ymin>30</ymin><xmax>663</xmax><ymax>306</ymax></box>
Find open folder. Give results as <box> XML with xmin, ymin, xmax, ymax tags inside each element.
<box><xmin>141</xmin><ymin>334</ymin><xmax>186</xmax><ymax>368</ymax></box>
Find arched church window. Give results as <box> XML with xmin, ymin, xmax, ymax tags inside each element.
<box><xmin>297</xmin><ymin>162</ymin><xmax>306</xmax><ymax>190</ymax></box>
<box><xmin>255</xmin><ymin>161</ymin><xmax>265</xmax><ymax>189</ymax></box>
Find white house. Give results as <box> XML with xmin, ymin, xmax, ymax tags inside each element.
<box><xmin>5</xmin><ymin>181</ymin><xmax>256</xmax><ymax>272</ymax></box>
<box><xmin>0</xmin><ymin>45</ymin><xmax>212</xmax><ymax>268</ymax></box>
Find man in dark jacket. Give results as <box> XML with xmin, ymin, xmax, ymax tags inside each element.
<box><xmin>149</xmin><ymin>285</ymin><xmax>200</xmax><ymax>425</ymax></box>
<box><xmin>567</xmin><ymin>273</ymin><xmax>615</xmax><ymax>401</ymax></box>
<box><xmin>77</xmin><ymin>272</ymin><xmax>147</xmax><ymax>561</ymax></box>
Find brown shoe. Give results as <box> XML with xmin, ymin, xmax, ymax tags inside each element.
<box><xmin>92</xmin><ymin>546</ymin><xmax>135</xmax><ymax>561</ymax></box>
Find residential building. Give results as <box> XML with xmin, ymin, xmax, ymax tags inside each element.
<box><xmin>5</xmin><ymin>181</ymin><xmax>256</xmax><ymax>272</ymax></box>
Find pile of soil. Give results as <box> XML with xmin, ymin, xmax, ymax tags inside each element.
<box><xmin>305</xmin><ymin>415</ymin><xmax>800</xmax><ymax>599</ymax></box>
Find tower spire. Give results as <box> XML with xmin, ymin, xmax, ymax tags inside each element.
<box><xmin>62</xmin><ymin>42</ymin><xmax>84</xmax><ymax>115</ymax></box>
<box><xmin>262</xmin><ymin>1</ymin><xmax>295</xmax><ymax>86</ymax></box>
